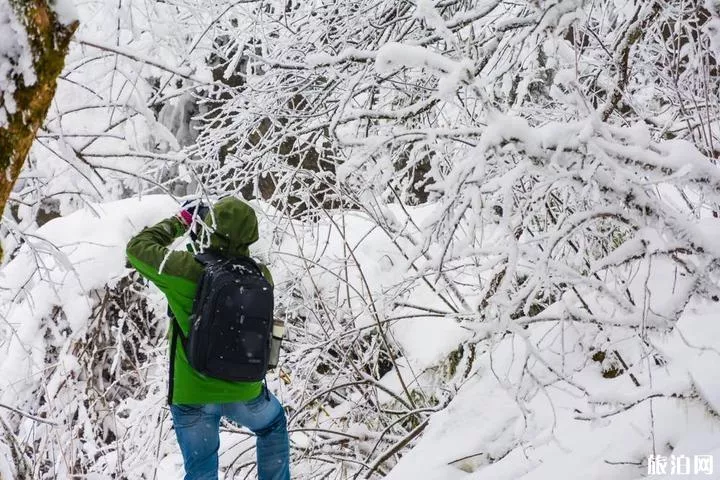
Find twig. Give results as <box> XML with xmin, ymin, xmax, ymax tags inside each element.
<box><xmin>575</xmin><ymin>393</ymin><xmax>692</xmax><ymax>421</ymax></box>
<box><xmin>363</xmin><ymin>417</ymin><xmax>430</xmax><ymax>478</ymax></box>
<box><xmin>0</xmin><ymin>402</ymin><xmax>57</xmax><ymax>426</ymax></box>
<box><xmin>76</xmin><ymin>38</ymin><xmax>205</xmax><ymax>83</ymax></box>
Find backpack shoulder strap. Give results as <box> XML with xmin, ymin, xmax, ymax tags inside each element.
<box><xmin>195</xmin><ymin>251</ymin><xmax>226</xmax><ymax>267</ymax></box>
<box><xmin>195</xmin><ymin>251</ymin><xmax>264</xmax><ymax>276</ymax></box>
<box><xmin>234</xmin><ymin>255</ymin><xmax>264</xmax><ymax>276</ymax></box>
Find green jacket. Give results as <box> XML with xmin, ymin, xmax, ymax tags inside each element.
<box><xmin>126</xmin><ymin>197</ymin><xmax>271</xmax><ymax>404</ymax></box>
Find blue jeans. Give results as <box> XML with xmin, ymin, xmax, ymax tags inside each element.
<box><xmin>170</xmin><ymin>391</ymin><xmax>290</xmax><ymax>480</ymax></box>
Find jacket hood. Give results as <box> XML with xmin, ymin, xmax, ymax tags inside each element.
<box><xmin>203</xmin><ymin>197</ymin><xmax>259</xmax><ymax>257</ymax></box>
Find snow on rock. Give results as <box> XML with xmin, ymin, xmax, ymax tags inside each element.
<box><xmin>0</xmin><ymin>0</ymin><xmax>35</xmax><ymax>127</ymax></box>
<box><xmin>391</xmin><ymin>311</ymin><xmax>472</xmax><ymax>371</ymax></box>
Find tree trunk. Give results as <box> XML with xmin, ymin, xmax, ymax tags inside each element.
<box><xmin>0</xmin><ymin>0</ymin><xmax>78</xmax><ymax>260</ymax></box>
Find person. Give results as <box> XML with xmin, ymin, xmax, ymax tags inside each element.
<box><xmin>126</xmin><ymin>196</ymin><xmax>290</xmax><ymax>480</ymax></box>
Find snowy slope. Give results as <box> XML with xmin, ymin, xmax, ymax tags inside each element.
<box><xmin>385</xmin><ymin>301</ymin><xmax>720</xmax><ymax>480</ymax></box>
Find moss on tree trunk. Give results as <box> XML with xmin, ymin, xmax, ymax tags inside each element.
<box><xmin>0</xmin><ymin>0</ymin><xmax>78</xmax><ymax>260</ymax></box>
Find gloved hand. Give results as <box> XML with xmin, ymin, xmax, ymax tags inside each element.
<box><xmin>177</xmin><ymin>199</ymin><xmax>209</xmax><ymax>227</ymax></box>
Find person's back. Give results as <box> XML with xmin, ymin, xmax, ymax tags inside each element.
<box><xmin>126</xmin><ymin>196</ymin><xmax>290</xmax><ymax>480</ymax></box>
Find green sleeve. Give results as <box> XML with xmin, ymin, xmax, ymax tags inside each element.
<box><xmin>126</xmin><ymin>217</ymin><xmax>204</xmax><ymax>292</ymax></box>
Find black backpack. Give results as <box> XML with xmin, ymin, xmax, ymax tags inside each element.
<box><xmin>172</xmin><ymin>252</ymin><xmax>274</xmax><ymax>382</ymax></box>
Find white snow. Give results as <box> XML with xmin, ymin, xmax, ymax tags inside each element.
<box><xmin>705</xmin><ymin>0</ymin><xmax>720</xmax><ymax>56</ymax></box>
<box><xmin>0</xmin><ymin>196</ymin><xmax>177</xmax><ymax>403</ymax></box>
<box><xmin>0</xmin><ymin>0</ymin><xmax>35</xmax><ymax>127</ymax></box>
<box><xmin>2</xmin><ymin>0</ymin><xmax>720</xmax><ymax>478</ymax></box>
<box><xmin>414</xmin><ymin>0</ymin><xmax>456</xmax><ymax>46</ymax></box>
<box><xmin>375</xmin><ymin>43</ymin><xmax>457</xmax><ymax>75</ymax></box>
<box><xmin>374</xmin><ymin>42</ymin><xmax>474</xmax><ymax>98</ymax></box>
<box><xmin>50</xmin><ymin>0</ymin><xmax>78</xmax><ymax>26</ymax></box>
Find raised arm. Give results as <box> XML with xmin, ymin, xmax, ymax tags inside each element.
<box><xmin>126</xmin><ymin>217</ymin><xmax>203</xmax><ymax>294</ymax></box>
